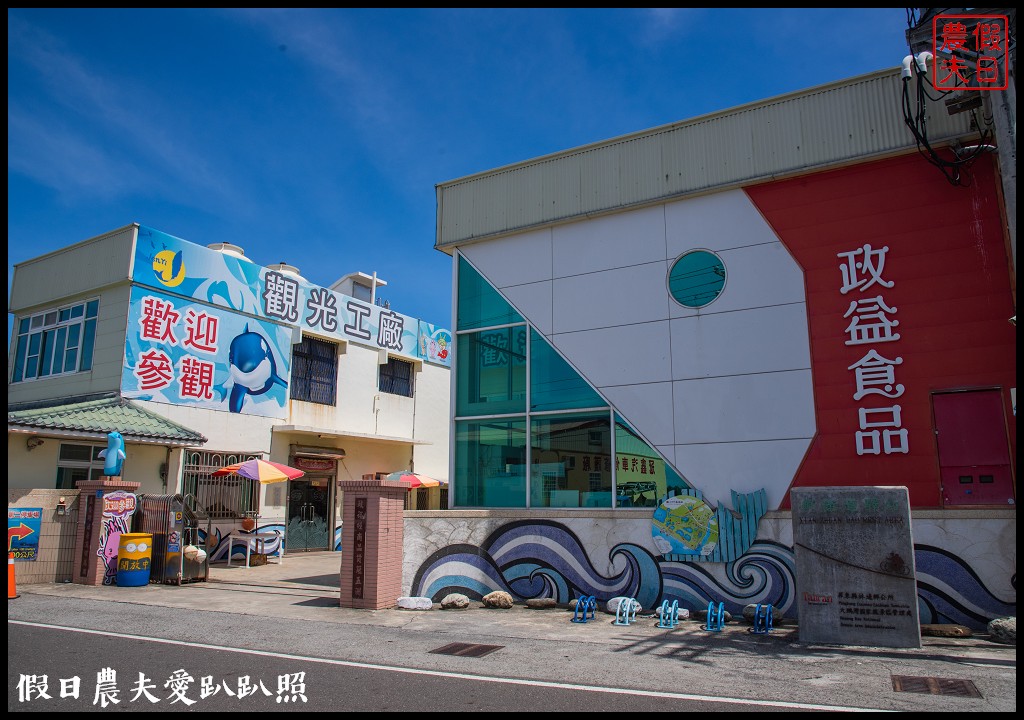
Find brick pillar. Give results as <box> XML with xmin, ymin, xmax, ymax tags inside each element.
<box><xmin>338</xmin><ymin>478</ymin><xmax>407</xmax><ymax>609</ymax></box>
<box><xmin>72</xmin><ymin>478</ymin><xmax>141</xmax><ymax>586</ymax></box>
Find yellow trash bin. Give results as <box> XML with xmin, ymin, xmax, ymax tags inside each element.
<box><xmin>115</xmin><ymin>533</ymin><xmax>153</xmax><ymax>587</ymax></box>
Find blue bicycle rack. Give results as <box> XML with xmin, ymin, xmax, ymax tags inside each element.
<box><xmin>657</xmin><ymin>599</ymin><xmax>680</xmax><ymax>629</ymax></box>
<box><xmin>703</xmin><ymin>601</ymin><xmax>725</xmax><ymax>632</ymax></box>
<box><xmin>571</xmin><ymin>595</ymin><xmax>597</xmax><ymax>623</ymax></box>
<box><xmin>749</xmin><ymin>603</ymin><xmax>774</xmax><ymax>634</ymax></box>
<box><xmin>614</xmin><ymin>597</ymin><xmax>639</xmax><ymax>626</ymax></box>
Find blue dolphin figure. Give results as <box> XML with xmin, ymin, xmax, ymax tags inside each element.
<box><xmin>227</xmin><ymin>326</ymin><xmax>288</xmax><ymax>413</ymax></box>
<box><xmin>97</xmin><ymin>431</ymin><xmax>127</xmax><ymax>476</ymax></box>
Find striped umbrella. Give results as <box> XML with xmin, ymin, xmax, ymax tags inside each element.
<box><xmin>385</xmin><ymin>471</ymin><xmax>446</xmax><ymax>489</ymax></box>
<box><xmin>212</xmin><ymin>459</ymin><xmax>305</xmax><ymax>484</ymax></box>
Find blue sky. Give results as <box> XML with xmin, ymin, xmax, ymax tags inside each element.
<box><xmin>8</xmin><ymin>8</ymin><xmax>912</xmax><ymax>331</ymax></box>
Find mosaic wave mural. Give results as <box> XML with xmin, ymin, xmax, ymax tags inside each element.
<box><xmin>412</xmin><ymin>520</ymin><xmax>663</xmax><ymax>609</ymax></box>
<box><xmin>410</xmin><ymin>521</ymin><xmax>1015</xmax><ymax>629</ymax></box>
<box><xmin>914</xmin><ymin>544</ymin><xmax>1016</xmax><ymax>629</ymax></box>
<box><xmin>660</xmin><ymin>540</ymin><xmax>797</xmax><ymax>617</ymax></box>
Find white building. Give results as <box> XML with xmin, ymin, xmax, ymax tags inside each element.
<box><xmin>8</xmin><ymin>223</ymin><xmax>451</xmax><ymax>563</ymax></box>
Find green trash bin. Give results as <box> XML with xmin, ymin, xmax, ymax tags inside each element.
<box><xmin>115</xmin><ymin>533</ymin><xmax>153</xmax><ymax>587</ymax></box>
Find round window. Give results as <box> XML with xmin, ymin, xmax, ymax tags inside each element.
<box><xmin>668</xmin><ymin>250</ymin><xmax>726</xmax><ymax>308</ymax></box>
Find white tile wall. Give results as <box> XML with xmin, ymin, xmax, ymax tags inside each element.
<box><xmin>456</xmin><ymin>188</ymin><xmax>819</xmax><ymax>512</ymax></box>
<box><xmin>670</xmin><ymin>303</ymin><xmax>811</xmax><ymax>379</ymax></box>
<box><xmin>552</xmin><ymin>261</ymin><xmax>670</xmax><ymax>334</ymax></box>
<box><xmin>665</xmin><ymin>188</ymin><xmax>779</xmax><ymax>255</ymax></box>
<box><xmin>672</xmin><ymin>370</ymin><xmax>815</xmax><ymax>444</ymax></box>
<box><xmin>669</xmin><ymin>242</ymin><xmax>807</xmax><ymax>319</ymax></box>
<box><xmin>601</xmin><ymin>382</ymin><xmax>676</xmax><ymax>447</ymax></box>
<box><xmin>461</xmin><ymin>227</ymin><xmax>553</xmax><ymax>289</ymax></box>
<box><xmin>502</xmin><ymin>281</ymin><xmax>554</xmax><ymax>336</ymax></box>
<box><xmin>672</xmin><ymin>438</ymin><xmax>813</xmax><ymax>509</ymax></box>
<box><xmin>553</xmin><ymin>204</ymin><xmax>666</xmax><ymax>276</ymax></box>
<box><xmin>551</xmin><ymin>321</ymin><xmax>673</xmax><ymax>387</ymax></box>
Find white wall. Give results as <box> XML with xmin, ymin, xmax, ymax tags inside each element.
<box><xmin>136</xmin><ymin>400</ymin><xmax>277</xmax><ymax>456</ymax></box>
<box><xmin>9</xmin><ymin>224</ymin><xmax>135</xmax><ymax>312</ymax></box>
<box><xmin>7</xmin><ymin>433</ymin><xmax>168</xmax><ymax>494</ymax></box>
<box><xmin>8</xmin><ymin>283</ymin><xmax>132</xmax><ymax>404</ymax></box>
<box><xmin>411</xmin><ymin>362</ymin><xmax>451</xmax><ymax>481</ymax></box>
<box><xmin>460</xmin><ymin>189</ymin><xmax>814</xmax><ymax>510</ymax></box>
<box><xmin>286</xmin><ymin>338</ymin><xmax>450</xmax><ymax>479</ymax></box>
<box><xmin>8</xmin><ymin>435</ymin><xmax>60</xmax><ymax>489</ymax></box>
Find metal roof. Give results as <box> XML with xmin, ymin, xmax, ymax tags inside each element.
<box><xmin>8</xmin><ymin>393</ymin><xmax>208</xmax><ymax>446</ymax></box>
<box><xmin>435</xmin><ymin>68</ymin><xmax>976</xmax><ymax>250</ymax></box>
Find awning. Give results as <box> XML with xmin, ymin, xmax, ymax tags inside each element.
<box><xmin>274</xmin><ymin>424</ymin><xmax>431</xmax><ymax>445</ymax></box>
<box><xmin>8</xmin><ymin>393</ymin><xmax>207</xmax><ymax>447</ymax></box>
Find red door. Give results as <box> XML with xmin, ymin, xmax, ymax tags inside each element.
<box><xmin>933</xmin><ymin>390</ymin><xmax>1014</xmax><ymax>506</ymax></box>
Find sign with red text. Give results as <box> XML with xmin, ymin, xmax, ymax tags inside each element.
<box><xmin>932</xmin><ymin>14</ymin><xmax>1008</xmax><ymax>91</ymax></box>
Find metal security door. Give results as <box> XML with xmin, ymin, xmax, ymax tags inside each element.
<box><xmin>933</xmin><ymin>390</ymin><xmax>1014</xmax><ymax>506</ymax></box>
<box><xmin>286</xmin><ymin>478</ymin><xmax>331</xmax><ymax>551</ymax></box>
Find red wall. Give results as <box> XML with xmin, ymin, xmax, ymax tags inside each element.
<box><xmin>745</xmin><ymin>153</ymin><xmax>1016</xmax><ymax>508</ymax></box>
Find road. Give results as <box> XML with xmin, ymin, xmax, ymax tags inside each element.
<box><xmin>7</xmin><ymin>582</ymin><xmax>1017</xmax><ymax>713</ymax></box>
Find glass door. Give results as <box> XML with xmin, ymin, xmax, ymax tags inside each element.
<box><xmin>286</xmin><ymin>478</ymin><xmax>331</xmax><ymax>551</ymax></box>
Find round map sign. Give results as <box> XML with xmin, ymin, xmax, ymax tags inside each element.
<box><xmin>651</xmin><ymin>495</ymin><xmax>719</xmax><ymax>557</ymax></box>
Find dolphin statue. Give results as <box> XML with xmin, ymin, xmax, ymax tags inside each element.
<box><xmin>97</xmin><ymin>431</ymin><xmax>127</xmax><ymax>476</ymax></box>
<box><xmin>227</xmin><ymin>326</ymin><xmax>288</xmax><ymax>413</ymax></box>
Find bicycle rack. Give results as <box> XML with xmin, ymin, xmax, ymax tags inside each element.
<box><xmin>703</xmin><ymin>601</ymin><xmax>725</xmax><ymax>631</ymax></box>
<box><xmin>749</xmin><ymin>603</ymin><xmax>774</xmax><ymax>634</ymax></box>
<box><xmin>571</xmin><ymin>595</ymin><xmax>597</xmax><ymax>623</ymax></box>
<box><xmin>614</xmin><ymin>597</ymin><xmax>639</xmax><ymax>626</ymax></box>
<box><xmin>657</xmin><ymin>599</ymin><xmax>680</xmax><ymax>629</ymax></box>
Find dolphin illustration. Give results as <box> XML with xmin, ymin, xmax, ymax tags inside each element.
<box><xmin>97</xmin><ymin>431</ymin><xmax>127</xmax><ymax>476</ymax></box>
<box><xmin>227</xmin><ymin>326</ymin><xmax>288</xmax><ymax>413</ymax></box>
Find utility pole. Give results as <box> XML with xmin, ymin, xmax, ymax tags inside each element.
<box><xmin>906</xmin><ymin>8</ymin><xmax>1016</xmax><ymax>278</ymax></box>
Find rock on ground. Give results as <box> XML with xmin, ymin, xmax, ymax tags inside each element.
<box><xmin>987</xmin><ymin>616</ymin><xmax>1016</xmax><ymax>645</ymax></box>
<box><xmin>921</xmin><ymin>623</ymin><xmax>973</xmax><ymax>638</ymax></box>
<box><xmin>605</xmin><ymin>596</ymin><xmax>642</xmax><ymax>614</ymax></box>
<box><xmin>482</xmin><ymin>590</ymin><xmax>514</xmax><ymax>609</ymax></box>
<box><xmin>440</xmin><ymin>593</ymin><xmax>470</xmax><ymax>609</ymax></box>
<box><xmin>526</xmin><ymin>597</ymin><xmax>557</xmax><ymax>609</ymax></box>
<box><xmin>396</xmin><ymin>596</ymin><xmax>433</xmax><ymax>610</ymax></box>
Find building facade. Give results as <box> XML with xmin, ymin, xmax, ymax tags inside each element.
<box><xmin>404</xmin><ymin>68</ymin><xmax>1016</xmax><ymax>629</ymax></box>
<box><xmin>9</xmin><ymin>224</ymin><xmax>451</xmax><ymax>571</ymax></box>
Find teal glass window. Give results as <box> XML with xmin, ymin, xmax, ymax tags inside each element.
<box><xmin>530</xmin><ymin>329</ymin><xmax>607</xmax><ymax>412</ymax></box>
<box><xmin>454</xmin><ymin>419</ymin><xmax>527</xmax><ymax>507</ymax></box>
<box><xmin>457</xmin><ymin>255</ymin><xmax>523</xmax><ymax>330</ymax></box>
<box><xmin>614</xmin><ymin>415</ymin><xmax>691</xmax><ymax>507</ymax></box>
<box><xmin>456</xmin><ymin>326</ymin><xmax>526</xmax><ymax>416</ymax></box>
<box><xmin>530</xmin><ymin>412</ymin><xmax>611</xmax><ymax>508</ymax></box>
<box><xmin>12</xmin><ymin>299</ymin><xmax>99</xmax><ymax>382</ymax></box>
<box><xmin>668</xmin><ymin>250</ymin><xmax>726</xmax><ymax>308</ymax></box>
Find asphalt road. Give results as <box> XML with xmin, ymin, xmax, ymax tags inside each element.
<box><xmin>9</xmin><ymin>621</ymin><xmax>813</xmax><ymax>712</ymax></box>
<box><xmin>7</xmin><ymin>587</ymin><xmax>1017</xmax><ymax>713</ymax></box>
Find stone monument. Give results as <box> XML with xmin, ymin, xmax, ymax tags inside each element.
<box><xmin>792</xmin><ymin>486</ymin><xmax>920</xmax><ymax>648</ymax></box>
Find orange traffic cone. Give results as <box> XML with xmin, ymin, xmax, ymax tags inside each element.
<box><xmin>8</xmin><ymin>552</ymin><xmax>18</xmax><ymax>599</ymax></box>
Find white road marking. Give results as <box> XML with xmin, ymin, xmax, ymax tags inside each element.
<box><xmin>9</xmin><ymin>619</ymin><xmax>887</xmax><ymax>712</ymax></box>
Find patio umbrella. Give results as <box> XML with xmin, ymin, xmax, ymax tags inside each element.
<box><xmin>212</xmin><ymin>459</ymin><xmax>305</xmax><ymax>484</ymax></box>
<box><xmin>385</xmin><ymin>471</ymin><xmax>446</xmax><ymax>489</ymax></box>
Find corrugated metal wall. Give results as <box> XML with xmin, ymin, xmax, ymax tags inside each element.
<box><xmin>436</xmin><ymin>69</ymin><xmax>975</xmax><ymax>249</ymax></box>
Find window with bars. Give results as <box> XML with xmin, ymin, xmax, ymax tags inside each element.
<box><xmin>181</xmin><ymin>450</ymin><xmax>261</xmax><ymax>519</ymax></box>
<box><xmin>12</xmin><ymin>299</ymin><xmax>99</xmax><ymax>383</ymax></box>
<box><xmin>290</xmin><ymin>336</ymin><xmax>338</xmax><ymax>405</ymax></box>
<box><xmin>379</xmin><ymin>357</ymin><xmax>414</xmax><ymax>397</ymax></box>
